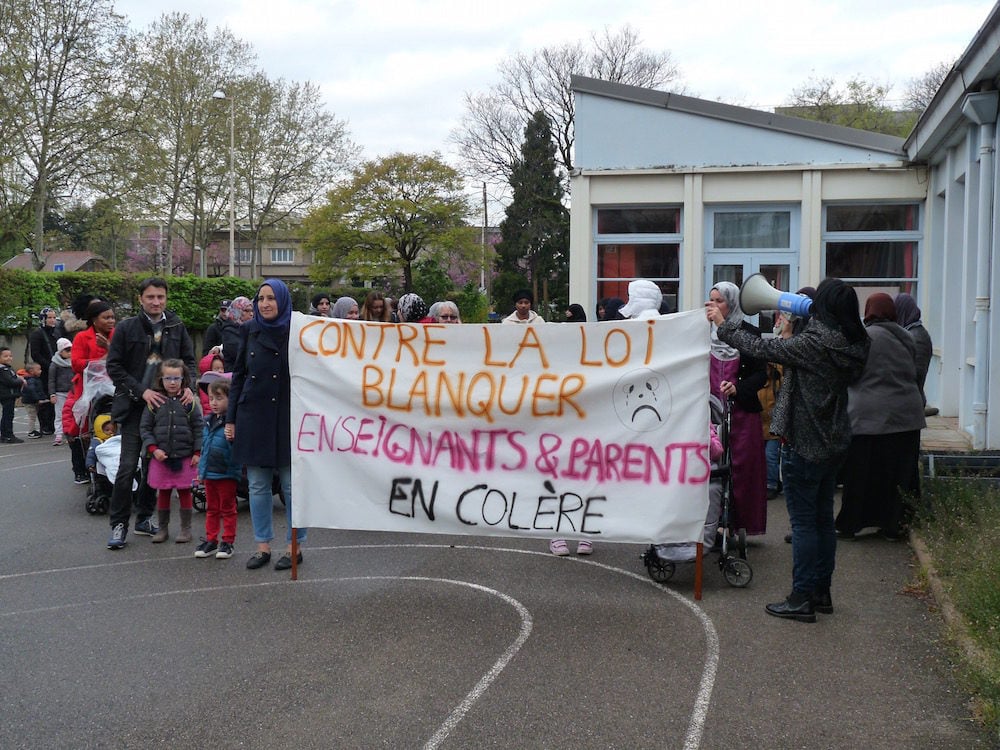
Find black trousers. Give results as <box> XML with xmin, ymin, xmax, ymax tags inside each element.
<box><xmin>108</xmin><ymin>410</ymin><xmax>155</xmax><ymax>529</ymax></box>
<box><xmin>37</xmin><ymin>400</ymin><xmax>55</xmax><ymax>433</ymax></box>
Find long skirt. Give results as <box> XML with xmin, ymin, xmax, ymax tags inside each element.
<box><xmin>711</xmin><ymin>357</ymin><xmax>768</xmax><ymax>535</ymax></box>
<box><xmin>836</xmin><ymin>430</ymin><xmax>921</xmax><ymax>537</ymax></box>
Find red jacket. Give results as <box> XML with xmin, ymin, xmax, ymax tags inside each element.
<box><xmin>63</xmin><ymin>326</ymin><xmax>113</xmax><ymax>437</ymax></box>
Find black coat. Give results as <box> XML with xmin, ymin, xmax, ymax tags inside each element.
<box><xmin>227</xmin><ymin>321</ymin><xmax>291</xmax><ymax>468</ymax></box>
<box><xmin>106</xmin><ymin>310</ymin><xmax>197</xmax><ymax>420</ymax></box>
<box><xmin>202</xmin><ymin>316</ymin><xmax>227</xmax><ymax>355</ymax></box>
<box><xmin>731</xmin><ymin>321</ymin><xmax>767</xmax><ymax>413</ymax></box>
<box><xmin>29</xmin><ymin>325</ymin><xmax>59</xmax><ymax>394</ymax></box>
<box><xmin>140</xmin><ymin>395</ymin><xmax>203</xmax><ymax>457</ymax></box>
<box><xmin>220</xmin><ymin>320</ymin><xmax>243</xmax><ymax>372</ymax></box>
<box><xmin>0</xmin><ymin>365</ymin><xmax>21</xmax><ymax>401</ymax></box>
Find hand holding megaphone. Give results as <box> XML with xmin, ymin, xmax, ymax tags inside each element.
<box><xmin>740</xmin><ymin>273</ymin><xmax>813</xmax><ymax>317</ymax></box>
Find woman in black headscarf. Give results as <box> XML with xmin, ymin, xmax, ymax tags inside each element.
<box><xmin>894</xmin><ymin>293</ymin><xmax>933</xmax><ymax>407</ymax></box>
<box><xmin>707</xmin><ymin>278</ymin><xmax>870</xmax><ymax>623</ymax></box>
<box><xmin>564</xmin><ymin>304</ymin><xmax>587</xmax><ymax>322</ymax></box>
<box><xmin>836</xmin><ymin>293</ymin><xmax>925</xmax><ymax>541</ymax></box>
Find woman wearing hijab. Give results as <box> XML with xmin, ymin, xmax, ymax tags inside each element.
<box><xmin>397</xmin><ymin>293</ymin><xmax>432</xmax><ymax>323</ymax></box>
<box><xmin>309</xmin><ymin>293</ymin><xmax>332</xmax><ymax>317</ymax></box>
<box><xmin>564</xmin><ymin>304</ymin><xmax>587</xmax><ymax>322</ymax></box>
<box><xmin>226</xmin><ymin>279</ymin><xmax>305</xmax><ymax>571</ymax></box>
<box><xmin>708</xmin><ymin>278</ymin><xmax>870</xmax><ymax>622</ymax></box>
<box><xmin>894</xmin><ymin>293</ymin><xmax>933</xmax><ymax>407</ymax></box>
<box><xmin>219</xmin><ymin>297</ymin><xmax>253</xmax><ymax>372</ymax></box>
<box><xmin>601</xmin><ymin>297</ymin><xmax>625</xmax><ymax>321</ymax></box>
<box><xmin>619</xmin><ymin>280</ymin><xmax>663</xmax><ymax>320</ymax></box>
<box><xmin>706</xmin><ymin>281</ymin><xmax>768</xmax><ymax>537</ymax></box>
<box><xmin>836</xmin><ymin>293</ymin><xmax>925</xmax><ymax>541</ymax></box>
<box><xmin>331</xmin><ymin>296</ymin><xmax>360</xmax><ymax>320</ymax></box>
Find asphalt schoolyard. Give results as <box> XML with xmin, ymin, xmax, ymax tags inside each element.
<box><xmin>0</xmin><ymin>417</ymin><xmax>991</xmax><ymax>749</ymax></box>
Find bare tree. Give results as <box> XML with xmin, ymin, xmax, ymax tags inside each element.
<box><xmin>452</xmin><ymin>25</ymin><xmax>682</xmax><ymax>189</ymax></box>
<box><xmin>903</xmin><ymin>61</ymin><xmax>954</xmax><ymax>112</ymax></box>
<box><xmin>119</xmin><ymin>12</ymin><xmax>254</xmax><ymax>272</ymax></box>
<box><xmin>0</xmin><ymin>0</ymin><xmax>130</xmax><ymax>254</ymax></box>
<box><xmin>782</xmin><ymin>75</ymin><xmax>916</xmax><ymax>137</ymax></box>
<box><xmin>239</xmin><ymin>74</ymin><xmax>358</xmax><ymax>275</ymax></box>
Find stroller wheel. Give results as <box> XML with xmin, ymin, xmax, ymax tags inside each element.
<box><xmin>737</xmin><ymin>528</ymin><xmax>748</xmax><ymax>560</ymax></box>
<box><xmin>723</xmin><ymin>558</ymin><xmax>753</xmax><ymax>587</ymax></box>
<box><xmin>86</xmin><ymin>493</ymin><xmax>109</xmax><ymax>515</ymax></box>
<box><xmin>192</xmin><ymin>484</ymin><xmax>206</xmax><ymax>513</ymax></box>
<box><xmin>641</xmin><ymin>547</ymin><xmax>676</xmax><ymax>583</ymax></box>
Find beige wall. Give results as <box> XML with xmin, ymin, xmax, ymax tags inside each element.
<box><xmin>569</xmin><ymin>164</ymin><xmax>927</xmax><ymax>318</ymax></box>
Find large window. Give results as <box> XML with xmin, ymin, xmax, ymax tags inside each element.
<box><xmin>713</xmin><ymin>210</ymin><xmax>791</xmax><ymax>249</ymax></box>
<box><xmin>823</xmin><ymin>203</ymin><xmax>920</xmax><ymax>296</ymax></box>
<box><xmin>237</xmin><ymin>248</ymin><xmax>253</xmax><ymax>265</ymax></box>
<box><xmin>595</xmin><ymin>207</ymin><xmax>681</xmax><ymax>313</ymax></box>
<box><xmin>270</xmin><ymin>247</ymin><xmax>295</xmax><ymax>264</ymax></box>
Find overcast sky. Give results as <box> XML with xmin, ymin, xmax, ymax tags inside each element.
<box><xmin>115</xmin><ymin>0</ymin><xmax>996</xmax><ymax>163</ymax></box>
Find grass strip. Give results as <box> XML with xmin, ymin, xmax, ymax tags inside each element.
<box><xmin>914</xmin><ymin>478</ymin><xmax>1000</xmax><ymax>734</ymax></box>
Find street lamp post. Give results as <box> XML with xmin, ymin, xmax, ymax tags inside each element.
<box><xmin>212</xmin><ymin>90</ymin><xmax>235</xmax><ymax>278</ymax></box>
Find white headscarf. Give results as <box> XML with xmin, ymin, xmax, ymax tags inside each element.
<box><xmin>710</xmin><ymin>281</ymin><xmax>744</xmax><ymax>361</ymax></box>
<box><xmin>619</xmin><ymin>279</ymin><xmax>663</xmax><ymax>319</ymax></box>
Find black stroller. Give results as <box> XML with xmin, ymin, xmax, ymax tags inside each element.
<box><xmin>641</xmin><ymin>395</ymin><xmax>753</xmax><ymax>588</ymax></box>
<box><xmin>191</xmin><ymin>469</ymin><xmax>286</xmax><ymax>512</ymax></box>
<box><xmin>82</xmin><ymin>395</ymin><xmax>114</xmax><ymax>515</ymax></box>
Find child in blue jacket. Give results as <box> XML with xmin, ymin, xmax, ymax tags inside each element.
<box><xmin>196</xmin><ymin>377</ymin><xmax>241</xmax><ymax>559</ymax></box>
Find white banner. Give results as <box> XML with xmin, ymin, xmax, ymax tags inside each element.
<box><xmin>290</xmin><ymin>309</ymin><xmax>710</xmax><ymax>544</ymax></box>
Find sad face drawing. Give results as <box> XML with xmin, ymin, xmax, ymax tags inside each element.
<box><xmin>612</xmin><ymin>368</ymin><xmax>672</xmax><ymax>432</ymax></box>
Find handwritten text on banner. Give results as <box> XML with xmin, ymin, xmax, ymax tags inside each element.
<box><xmin>289</xmin><ymin>309</ymin><xmax>710</xmax><ymax>544</ymax></box>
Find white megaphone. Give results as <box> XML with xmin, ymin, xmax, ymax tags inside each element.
<box><xmin>740</xmin><ymin>273</ymin><xmax>813</xmax><ymax>316</ymax></box>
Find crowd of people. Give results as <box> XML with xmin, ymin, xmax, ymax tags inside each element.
<box><xmin>1</xmin><ymin>276</ymin><xmax>932</xmax><ymax>612</ymax></box>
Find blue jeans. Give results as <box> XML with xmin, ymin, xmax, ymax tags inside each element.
<box><xmin>765</xmin><ymin>439</ymin><xmax>781</xmax><ymax>490</ymax></box>
<box><xmin>246</xmin><ymin>464</ymin><xmax>305</xmax><ymax>545</ymax></box>
<box><xmin>781</xmin><ymin>446</ymin><xmax>844</xmax><ymax>596</ymax></box>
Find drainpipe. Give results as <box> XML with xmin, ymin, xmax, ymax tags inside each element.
<box><xmin>961</xmin><ymin>90</ymin><xmax>998</xmax><ymax>450</ymax></box>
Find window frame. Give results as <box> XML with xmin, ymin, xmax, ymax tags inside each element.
<box><xmin>594</xmin><ymin>205</ymin><xmax>683</xmax><ymax>311</ymax></box>
<box><xmin>269</xmin><ymin>247</ymin><xmax>295</xmax><ymax>265</ymax></box>
<box><xmin>821</xmin><ymin>201</ymin><xmax>921</xmax><ymax>293</ymax></box>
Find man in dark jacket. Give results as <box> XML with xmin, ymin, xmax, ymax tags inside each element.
<box><xmin>28</xmin><ymin>307</ymin><xmax>60</xmax><ymax>435</ymax></box>
<box><xmin>104</xmin><ymin>278</ymin><xmax>197</xmax><ymax>550</ymax></box>
<box><xmin>201</xmin><ymin>299</ymin><xmax>231</xmax><ymax>355</ymax></box>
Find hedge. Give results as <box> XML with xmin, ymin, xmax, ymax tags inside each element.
<box><xmin>0</xmin><ymin>270</ymin><xmax>258</xmax><ymax>334</ymax></box>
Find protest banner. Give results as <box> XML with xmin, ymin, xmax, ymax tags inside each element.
<box><xmin>290</xmin><ymin>309</ymin><xmax>710</xmax><ymax>544</ymax></box>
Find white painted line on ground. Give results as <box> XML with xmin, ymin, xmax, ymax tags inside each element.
<box><xmin>0</xmin><ymin>458</ymin><xmax>69</xmax><ymax>472</ymax></box>
<box><xmin>0</xmin><ymin>542</ymin><xmax>718</xmax><ymax>749</ymax></box>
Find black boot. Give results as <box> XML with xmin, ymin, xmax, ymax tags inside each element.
<box><xmin>765</xmin><ymin>591</ymin><xmax>816</xmax><ymax>623</ymax></box>
<box><xmin>812</xmin><ymin>589</ymin><xmax>833</xmax><ymax>614</ymax></box>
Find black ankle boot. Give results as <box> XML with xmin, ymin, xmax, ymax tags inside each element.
<box><xmin>812</xmin><ymin>589</ymin><xmax>833</xmax><ymax>614</ymax></box>
<box><xmin>765</xmin><ymin>592</ymin><xmax>816</xmax><ymax>623</ymax></box>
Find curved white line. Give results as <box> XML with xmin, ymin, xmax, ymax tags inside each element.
<box><xmin>0</xmin><ymin>542</ymin><xmax>717</xmax><ymax>749</ymax></box>
<box><xmin>0</xmin><ymin>574</ymin><xmax>532</xmax><ymax>750</ymax></box>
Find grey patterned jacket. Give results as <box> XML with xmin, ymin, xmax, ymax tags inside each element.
<box><xmin>717</xmin><ymin>317</ymin><xmax>869</xmax><ymax>463</ymax></box>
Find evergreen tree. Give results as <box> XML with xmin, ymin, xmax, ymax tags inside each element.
<box><xmin>494</xmin><ymin>111</ymin><xmax>569</xmax><ymax>317</ymax></box>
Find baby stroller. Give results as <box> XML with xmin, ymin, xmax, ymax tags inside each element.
<box><xmin>82</xmin><ymin>395</ymin><xmax>143</xmax><ymax>515</ymax></box>
<box><xmin>83</xmin><ymin>396</ymin><xmax>115</xmax><ymax>515</ymax></box>
<box><xmin>191</xmin><ymin>469</ymin><xmax>286</xmax><ymax>512</ymax></box>
<box><xmin>641</xmin><ymin>395</ymin><xmax>753</xmax><ymax>588</ymax></box>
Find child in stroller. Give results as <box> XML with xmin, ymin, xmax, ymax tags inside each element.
<box><xmin>83</xmin><ymin>398</ymin><xmax>140</xmax><ymax>515</ymax></box>
<box><xmin>641</xmin><ymin>394</ymin><xmax>754</xmax><ymax>588</ymax></box>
